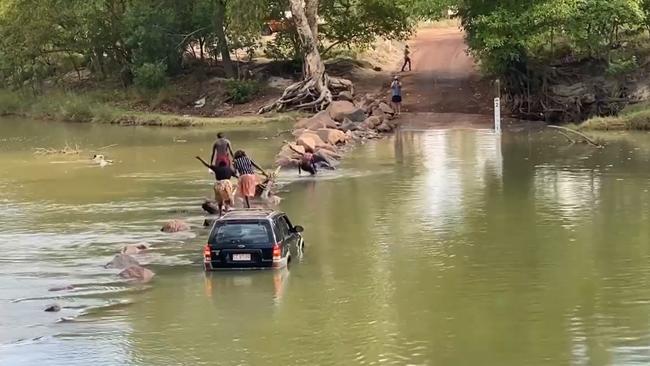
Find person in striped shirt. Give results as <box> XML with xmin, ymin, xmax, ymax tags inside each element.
<box><xmin>232</xmin><ymin>150</ymin><xmax>266</xmax><ymax>208</ymax></box>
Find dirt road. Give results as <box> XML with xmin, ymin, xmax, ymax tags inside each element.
<box><xmin>397</xmin><ymin>26</ymin><xmax>493</xmax><ymax>128</ymax></box>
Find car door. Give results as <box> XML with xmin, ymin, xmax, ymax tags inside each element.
<box><xmin>279</xmin><ymin>215</ymin><xmax>300</xmax><ymax>253</ymax></box>
<box><xmin>273</xmin><ymin>217</ymin><xmax>290</xmax><ymax>258</ymax></box>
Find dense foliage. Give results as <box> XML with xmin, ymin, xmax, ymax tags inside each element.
<box><xmin>450</xmin><ymin>0</ymin><xmax>650</xmax><ymax>74</ymax></box>
<box><xmin>0</xmin><ymin>0</ymin><xmax>417</xmax><ymax>89</ymax></box>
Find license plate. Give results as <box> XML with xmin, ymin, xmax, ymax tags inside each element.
<box><xmin>232</xmin><ymin>253</ymin><xmax>251</xmax><ymax>261</ymax></box>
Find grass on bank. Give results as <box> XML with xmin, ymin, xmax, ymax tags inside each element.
<box><xmin>580</xmin><ymin>102</ymin><xmax>650</xmax><ymax>131</ymax></box>
<box><xmin>0</xmin><ymin>89</ymin><xmax>298</xmax><ymax>127</ymax></box>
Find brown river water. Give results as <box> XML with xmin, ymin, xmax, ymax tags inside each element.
<box><xmin>1</xmin><ymin>118</ymin><xmax>650</xmax><ymax>365</ymax></box>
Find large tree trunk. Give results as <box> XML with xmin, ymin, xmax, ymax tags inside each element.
<box><xmin>259</xmin><ymin>0</ymin><xmax>352</xmax><ymax>113</ymax></box>
<box><xmin>215</xmin><ymin>0</ymin><xmax>234</xmax><ymax>78</ymax></box>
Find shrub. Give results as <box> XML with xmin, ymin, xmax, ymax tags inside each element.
<box><xmin>133</xmin><ymin>62</ymin><xmax>167</xmax><ymax>90</ymax></box>
<box><xmin>58</xmin><ymin>96</ymin><xmax>95</xmax><ymax>122</ymax></box>
<box><xmin>225</xmin><ymin>80</ymin><xmax>261</xmax><ymax>104</ymax></box>
<box><xmin>0</xmin><ymin>90</ymin><xmax>23</xmax><ymax>115</ymax></box>
<box><xmin>606</xmin><ymin>56</ymin><xmax>638</xmax><ymax>76</ymax></box>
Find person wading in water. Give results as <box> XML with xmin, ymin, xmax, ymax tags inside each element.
<box><xmin>232</xmin><ymin>150</ymin><xmax>266</xmax><ymax>208</ymax></box>
<box><xmin>287</xmin><ymin>145</ymin><xmax>334</xmax><ymax>175</ymax></box>
<box><xmin>210</xmin><ymin>132</ymin><xmax>234</xmax><ymax>167</ymax></box>
<box><xmin>390</xmin><ymin>76</ymin><xmax>403</xmax><ymax>115</ymax></box>
<box><xmin>196</xmin><ymin>156</ymin><xmax>237</xmax><ymax>216</ymax></box>
<box><xmin>401</xmin><ymin>45</ymin><xmax>412</xmax><ymax>72</ymax></box>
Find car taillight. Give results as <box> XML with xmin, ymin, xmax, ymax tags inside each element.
<box><xmin>272</xmin><ymin>243</ymin><xmax>281</xmax><ymax>261</ymax></box>
<box><xmin>203</xmin><ymin>244</ymin><xmax>211</xmax><ymax>259</ymax></box>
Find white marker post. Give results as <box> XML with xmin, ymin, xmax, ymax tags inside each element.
<box><xmin>494</xmin><ymin>97</ymin><xmax>501</xmax><ymax>133</ymax></box>
<box><xmin>494</xmin><ymin>79</ymin><xmax>502</xmax><ymax>134</ymax></box>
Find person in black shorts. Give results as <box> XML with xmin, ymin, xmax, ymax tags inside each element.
<box><xmin>390</xmin><ymin>76</ymin><xmax>403</xmax><ymax>115</ymax></box>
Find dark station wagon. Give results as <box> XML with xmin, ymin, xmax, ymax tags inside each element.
<box><xmin>203</xmin><ymin>209</ymin><xmax>304</xmax><ymax>270</ymax></box>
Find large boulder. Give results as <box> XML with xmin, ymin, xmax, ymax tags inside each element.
<box><xmin>371</xmin><ymin>108</ymin><xmax>387</xmax><ymax>122</ymax></box>
<box><xmin>121</xmin><ymin>243</ymin><xmax>149</xmax><ymax>255</ymax></box>
<box><xmin>315</xmin><ymin>128</ymin><xmax>347</xmax><ymax>145</ymax></box>
<box><xmin>364</xmin><ymin>116</ymin><xmax>382</xmax><ymax>128</ymax></box>
<box><xmin>338</xmin><ymin>91</ymin><xmax>354</xmax><ymax>102</ymax></box>
<box><xmin>327</xmin><ymin>101</ymin><xmax>366</xmax><ymax>122</ymax></box>
<box><xmin>161</xmin><ymin>219</ymin><xmax>190</xmax><ymax>233</ymax></box>
<box><xmin>119</xmin><ymin>265</ymin><xmax>155</xmax><ymax>283</ymax></box>
<box><xmin>378</xmin><ymin>102</ymin><xmax>395</xmax><ymax>115</ymax></box>
<box><xmin>294</xmin><ymin>111</ymin><xmax>338</xmax><ymax>130</ymax></box>
<box><xmin>105</xmin><ymin>254</ymin><xmax>140</xmax><ymax>269</ymax></box>
<box><xmin>376</xmin><ymin>122</ymin><xmax>394</xmax><ymax>133</ymax></box>
<box><xmin>315</xmin><ymin>149</ymin><xmax>341</xmax><ymax>163</ymax></box>
<box><xmin>278</xmin><ymin>143</ymin><xmax>305</xmax><ymax>158</ymax></box>
<box><xmin>276</xmin><ymin>156</ymin><xmax>299</xmax><ymax>168</ymax></box>
<box><xmin>296</xmin><ymin>132</ymin><xmax>326</xmax><ymax>151</ymax></box>
<box><xmin>340</xmin><ymin>118</ymin><xmax>359</xmax><ymax>132</ymax></box>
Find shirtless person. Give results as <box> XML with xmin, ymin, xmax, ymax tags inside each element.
<box><xmin>401</xmin><ymin>45</ymin><xmax>412</xmax><ymax>72</ymax></box>
<box><xmin>210</xmin><ymin>132</ymin><xmax>234</xmax><ymax>167</ymax></box>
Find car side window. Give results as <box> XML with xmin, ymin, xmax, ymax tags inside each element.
<box><xmin>276</xmin><ymin>217</ymin><xmax>290</xmax><ymax>241</ymax></box>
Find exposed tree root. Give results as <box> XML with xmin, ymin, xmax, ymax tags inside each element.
<box><xmin>259</xmin><ymin>73</ymin><xmax>353</xmax><ymax>114</ymax></box>
<box><xmin>548</xmin><ymin>125</ymin><xmax>603</xmax><ymax>148</ymax></box>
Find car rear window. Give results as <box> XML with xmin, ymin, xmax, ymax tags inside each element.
<box><xmin>209</xmin><ymin>221</ymin><xmax>273</xmax><ymax>247</ymax></box>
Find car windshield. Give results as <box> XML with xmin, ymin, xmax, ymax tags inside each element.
<box><xmin>210</xmin><ymin>222</ymin><xmax>272</xmax><ymax>246</ymax></box>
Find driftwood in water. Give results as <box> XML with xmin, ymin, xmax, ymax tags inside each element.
<box><xmin>547</xmin><ymin>125</ymin><xmax>603</xmax><ymax>148</ymax></box>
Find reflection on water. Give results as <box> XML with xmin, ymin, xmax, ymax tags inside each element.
<box><xmin>2</xmin><ymin>119</ymin><xmax>650</xmax><ymax>365</ymax></box>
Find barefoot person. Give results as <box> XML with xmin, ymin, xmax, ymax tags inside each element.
<box><xmin>401</xmin><ymin>45</ymin><xmax>412</xmax><ymax>72</ymax></box>
<box><xmin>391</xmin><ymin>76</ymin><xmax>403</xmax><ymax>115</ymax></box>
<box><xmin>232</xmin><ymin>150</ymin><xmax>266</xmax><ymax>208</ymax></box>
<box><xmin>210</xmin><ymin>132</ymin><xmax>234</xmax><ymax>167</ymax></box>
<box><xmin>288</xmin><ymin>145</ymin><xmax>334</xmax><ymax>175</ymax></box>
<box><xmin>196</xmin><ymin>156</ymin><xmax>237</xmax><ymax>216</ymax></box>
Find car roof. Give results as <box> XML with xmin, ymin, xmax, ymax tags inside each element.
<box><xmin>218</xmin><ymin>208</ymin><xmax>282</xmax><ymax>221</ymax></box>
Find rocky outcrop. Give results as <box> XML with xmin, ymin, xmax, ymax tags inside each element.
<box><xmin>274</xmin><ymin>92</ymin><xmax>400</xmax><ymax>170</ymax></box>
<box><xmin>118</xmin><ymin>265</ymin><xmax>155</xmax><ymax>283</ymax></box>
<box><xmin>161</xmin><ymin>219</ymin><xmax>190</xmax><ymax>233</ymax></box>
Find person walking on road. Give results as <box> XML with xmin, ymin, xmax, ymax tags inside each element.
<box><xmin>391</xmin><ymin>76</ymin><xmax>403</xmax><ymax>115</ymax></box>
<box><xmin>401</xmin><ymin>45</ymin><xmax>412</xmax><ymax>72</ymax></box>
<box><xmin>210</xmin><ymin>132</ymin><xmax>234</xmax><ymax>167</ymax></box>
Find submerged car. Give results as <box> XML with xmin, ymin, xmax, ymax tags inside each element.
<box><xmin>203</xmin><ymin>209</ymin><xmax>304</xmax><ymax>270</ymax></box>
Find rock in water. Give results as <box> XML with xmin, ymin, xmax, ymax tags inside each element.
<box><xmin>161</xmin><ymin>219</ymin><xmax>190</xmax><ymax>233</ymax></box>
<box><xmin>202</xmin><ymin>201</ymin><xmax>220</xmax><ymax>215</ymax></box>
<box><xmin>119</xmin><ymin>266</ymin><xmax>155</xmax><ymax>283</ymax></box>
<box><xmin>48</xmin><ymin>285</ymin><xmax>74</xmax><ymax>292</ymax></box>
<box><xmin>105</xmin><ymin>254</ymin><xmax>140</xmax><ymax>269</ymax></box>
<box><xmin>121</xmin><ymin>242</ymin><xmax>150</xmax><ymax>255</ymax></box>
<box><xmin>377</xmin><ymin>122</ymin><xmax>393</xmax><ymax>133</ymax></box>
<box><xmin>44</xmin><ymin>304</ymin><xmax>61</xmax><ymax>312</ymax></box>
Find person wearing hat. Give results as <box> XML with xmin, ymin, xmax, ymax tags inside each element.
<box><xmin>390</xmin><ymin>75</ymin><xmax>403</xmax><ymax>115</ymax></box>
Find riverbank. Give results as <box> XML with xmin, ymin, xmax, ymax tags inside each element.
<box><xmin>0</xmin><ymin>89</ymin><xmax>302</xmax><ymax>127</ymax></box>
<box><xmin>579</xmin><ymin>103</ymin><xmax>650</xmax><ymax>131</ymax></box>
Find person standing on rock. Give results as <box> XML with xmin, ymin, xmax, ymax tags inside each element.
<box><xmin>210</xmin><ymin>132</ymin><xmax>234</xmax><ymax>168</ymax></box>
<box><xmin>391</xmin><ymin>76</ymin><xmax>403</xmax><ymax>115</ymax></box>
<box><xmin>232</xmin><ymin>150</ymin><xmax>266</xmax><ymax>208</ymax></box>
<box><xmin>401</xmin><ymin>45</ymin><xmax>412</xmax><ymax>72</ymax></box>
